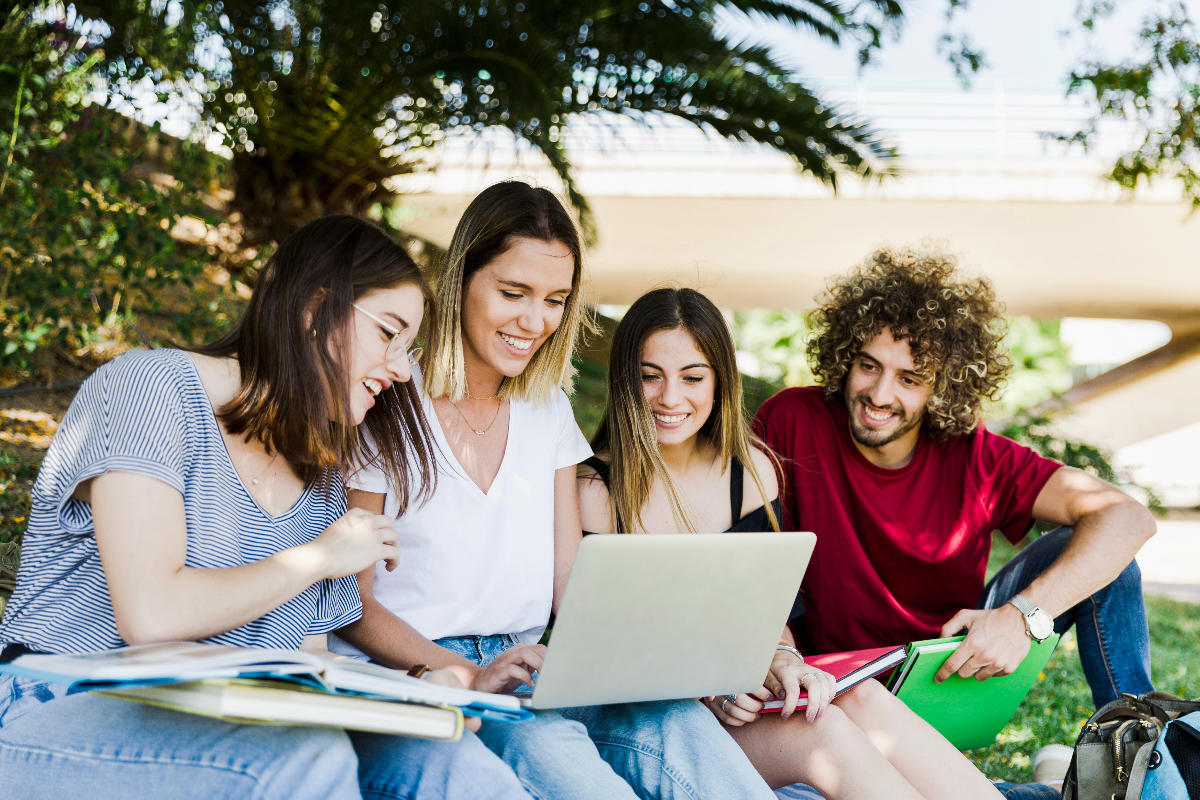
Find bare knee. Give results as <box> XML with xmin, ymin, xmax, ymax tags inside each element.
<box><xmin>833</xmin><ymin>677</ymin><xmax>892</xmax><ymax>716</ymax></box>
<box><xmin>784</xmin><ymin>703</ymin><xmax>860</xmax><ymax>746</ymax></box>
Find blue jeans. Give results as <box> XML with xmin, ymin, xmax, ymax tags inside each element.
<box><xmin>436</xmin><ymin>634</ymin><xmax>778</xmax><ymax>800</ymax></box>
<box><xmin>979</xmin><ymin>526</ymin><xmax>1154</xmax><ymax>708</ymax></box>
<box><xmin>0</xmin><ymin>674</ymin><xmax>529</xmax><ymax>800</ymax></box>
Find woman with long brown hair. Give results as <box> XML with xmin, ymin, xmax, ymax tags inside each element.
<box><xmin>0</xmin><ymin>216</ymin><xmax>528</xmax><ymax>800</ymax></box>
<box><xmin>578</xmin><ymin>287</ymin><xmax>1005</xmax><ymax>800</ymax></box>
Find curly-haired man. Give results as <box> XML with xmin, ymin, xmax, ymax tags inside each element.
<box><xmin>754</xmin><ymin>247</ymin><xmax>1155</xmax><ymax>718</ymax></box>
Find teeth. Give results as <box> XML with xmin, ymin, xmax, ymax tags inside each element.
<box><xmin>363</xmin><ymin>378</ymin><xmax>382</xmax><ymax>396</ymax></box>
<box><xmin>500</xmin><ymin>333</ymin><xmax>532</xmax><ymax>351</ymax></box>
<box><xmin>654</xmin><ymin>413</ymin><xmax>689</xmax><ymax>424</ymax></box>
<box><xmin>864</xmin><ymin>406</ymin><xmax>894</xmax><ymax>421</ymax></box>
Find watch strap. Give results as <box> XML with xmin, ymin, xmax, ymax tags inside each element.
<box><xmin>1009</xmin><ymin>594</ymin><xmax>1037</xmax><ymax>616</ymax></box>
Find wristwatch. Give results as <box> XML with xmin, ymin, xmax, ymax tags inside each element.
<box><xmin>1009</xmin><ymin>594</ymin><xmax>1055</xmax><ymax>643</ymax></box>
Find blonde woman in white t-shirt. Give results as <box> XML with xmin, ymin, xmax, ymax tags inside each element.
<box><xmin>332</xmin><ymin>180</ymin><xmax>779</xmax><ymax>800</ymax></box>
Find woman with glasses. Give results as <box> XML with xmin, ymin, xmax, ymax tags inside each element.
<box><xmin>0</xmin><ymin>216</ymin><xmax>529</xmax><ymax>800</ymax></box>
<box><xmin>332</xmin><ymin>181</ymin><xmax>781</xmax><ymax>800</ymax></box>
<box><xmin>577</xmin><ymin>288</ymin><xmax>1005</xmax><ymax>800</ymax></box>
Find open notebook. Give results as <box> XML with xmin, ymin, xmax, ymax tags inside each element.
<box><xmin>0</xmin><ymin>641</ymin><xmax>532</xmax><ymax>735</ymax></box>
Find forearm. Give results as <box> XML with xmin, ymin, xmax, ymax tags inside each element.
<box><xmin>335</xmin><ymin>596</ymin><xmax>480</xmax><ymax>685</ymax></box>
<box><xmin>110</xmin><ymin>545</ymin><xmax>326</xmax><ymax>644</ymax></box>
<box><xmin>1019</xmin><ymin>502</ymin><xmax>1154</xmax><ymax>618</ymax></box>
<box><xmin>552</xmin><ymin>534</ymin><xmax>578</xmax><ymax>615</ymax></box>
<box><xmin>780</xmin><ymin>624</ymin><xmax>798</xmax><ymax>648</ymax></box>
<box><xmin>552</xmin><ymin>465</ymin><xmax>583</xmax><ymax>614</ymax></box>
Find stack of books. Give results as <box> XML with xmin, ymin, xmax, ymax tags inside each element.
<box><xmin>0</xmin><ymin>641</ymin><xmax>532</xmax><ymax>741</ymax></box>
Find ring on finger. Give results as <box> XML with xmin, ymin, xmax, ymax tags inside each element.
<box><xmin>724</xmin><ymin>693</ymin><xmax>738</xmax><ymax>705</ymax></box>
<box><xmin>721</xmin><ymin>698</ymin><xmax>729</xmax><ymax>713</ymax></box>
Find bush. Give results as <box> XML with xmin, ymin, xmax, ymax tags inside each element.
<box><xmin>0</xmin><ymin>9</ymin><xmax>231</xmax><ymax>378</ymax></box>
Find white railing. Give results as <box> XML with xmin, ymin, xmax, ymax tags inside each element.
<box><xmin>404</xmin><ymin>78</ymin><xmax>1175</xmax><ymax>203</ymax></box>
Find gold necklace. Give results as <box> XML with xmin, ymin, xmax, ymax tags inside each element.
<box><xmin>465</xmin><ymin>385</ymin><xmax>501</xmax><ymax>400</ymax></box>
<box><xmin>240</xmin><ymin>437</ymin><xmax>279</xmax><ymax>486</ymax></box>
<box><xmin>452</xmin><ymin>398</ymin><xmax>502</xmax><ymax>436</ymax></box>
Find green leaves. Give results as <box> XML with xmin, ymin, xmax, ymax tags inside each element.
<box><xmin>82</xmin><ymin>0</ymin><xmax>902</xmax><ymax>244</ymax></box>
<box><xmin>0</xmin><ymin>6</ymin><xmax>227</xmax><ymax>374</ymax></box>
<box><xmin>1056</xmin><ymin>6</ymin><xmax>1200</xmax><ymax>209</ymax></box>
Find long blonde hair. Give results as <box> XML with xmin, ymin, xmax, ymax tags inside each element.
<box><xmin>589</xmin><ymin>288</ymin><xmax>781</xmax><ymax>533</ymax></box>
<box><xmin>423</xmin><ymin>180</ymin><xmax>588</xmax><ymax>405</ymax></box>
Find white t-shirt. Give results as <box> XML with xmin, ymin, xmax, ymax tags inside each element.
<box><xmin>329</xmin><ymin>366</ymin><xmax>592</xmax><ymax>658</ymax></box>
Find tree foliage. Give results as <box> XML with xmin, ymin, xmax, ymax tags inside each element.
<box><xmin>1063</xmin><ymin>3</ymin><xmax>1200</xmax><ymax>210</ymax></box>
<box><xmin>0</xmin><ymin>6</ymin><xmax>227</xmax><ymax>374</ymax></box>
<box><xmin>79</xmin><ymin>0</ymin><xmax>903</xmax><ymax>248</ymax></box>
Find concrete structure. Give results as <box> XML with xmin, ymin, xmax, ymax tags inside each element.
<box><xmin>394</xmin><ymin>78</ymin><xmax>1200</xmax><ymax>453</ymax></box>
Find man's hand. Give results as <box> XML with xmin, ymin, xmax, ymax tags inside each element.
<box><xmin>935</xmin><ymin>604</ymin><xmax>1032</xmax><ymax>683</ymax></box>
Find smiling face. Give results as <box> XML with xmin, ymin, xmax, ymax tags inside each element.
<box><xmin>640</xmin><ymin>327</ymin><xmax>716</xmax><ymax>448</ymax></box>
<box><xmin>460</xmin><ymin>236</ymin><xmax>575</xmax><ymax>387</ymax></box>
<box><xmin>844</xmin><ymin>327</ymin><xmax>935</xmax><ymax>464</ymax></box>
<box><xmin>345</xmin><ymin>283</ymin><xmax>425</xmax><ymax>425</ymax></box>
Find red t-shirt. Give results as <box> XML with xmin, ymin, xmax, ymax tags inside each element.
<box><xmin>753</xmin><ymin>386</ymin><xmax>1063</xmax><ymax>655</ymax></box>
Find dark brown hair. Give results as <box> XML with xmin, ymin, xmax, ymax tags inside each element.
<box><xmin>424</xmin><ymin>179</ymin><xmax>588</xmax><ymax>404</ymax></box>
<box><xmin>197</xmin><ymin>215</ymin><xmax>438</xmax><ymax>509</ymax></box>
<box><xmin>590</xmin><ymin>288</ymin><xmax>779</xmax><ymax>533</ymax></box>
<box><xmin>807</xmin><ymin>246</ymin><xmax>1011</xmax><ymax>439</ymax></box>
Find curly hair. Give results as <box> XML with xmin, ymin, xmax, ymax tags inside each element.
<box><xmin>806</xmin><ymin>246</ymin><xmax>1011</xmax><ymax>439</ymax></box>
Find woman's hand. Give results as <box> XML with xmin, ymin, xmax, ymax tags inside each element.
<box><xmin>468</xmin><ymin>644</ymin><xmax>546</xmax><ymax>694</ymax></box>
<box><xmin>704</xmin><ymin>687</ymin><xmax>773</xmax><ymax>727</ymax></box>
<box><xmin>765</xmin><ymin>649</ymin><xmax>836</xmax><ymax>722</ymax></box>
<box><xmin>305</xmin><ymin>507</ymin><xmax>399</xmax><ymax>579</ymax></box>
<box><xmin>424</xmin><ymin>668</ymin><xmax>484</xmax><ymax>732</ymax></box>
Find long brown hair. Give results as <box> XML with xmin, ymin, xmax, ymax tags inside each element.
<box><xmin>197</xmin><ymin>215</ymin><xmax>438</xmax><ymax>510</ymax></box>
<box><xmin>590</xmin><ymin>288</ymin><xmax>780</xmax><ymax>533</ymax></box>
<box><xmin>423</xmin><ymin>179</ymin><xmax>589</xmax><ymax>404</ymax></box>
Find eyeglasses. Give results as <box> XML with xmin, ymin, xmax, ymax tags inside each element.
<box><xmin>352</xmin><ymin>303</ymin><xmax>419</xmax><ymax>363</ymax></box>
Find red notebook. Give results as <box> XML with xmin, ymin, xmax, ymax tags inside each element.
<box><xmin>759</xmin><ymin>645</ymin><xmax>907</xmax><ymax>712</ymax></box>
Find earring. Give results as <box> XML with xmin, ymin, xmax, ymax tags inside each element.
<box><xmin>311</xmin><ymin>328</ymin><xmax>317</xmax><ymax>338</ymax></box>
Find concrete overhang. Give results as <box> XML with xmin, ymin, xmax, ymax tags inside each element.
<box><xmin>401</xmin><ymin>193</ymin><xmax>1200</xmax><ymax>333</ymax></box>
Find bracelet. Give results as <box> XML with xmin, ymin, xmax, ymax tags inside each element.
<box><xmin>776</xmin><ymin>645</ymin><xmax>804</xmax><ymax>664</ymax></box>
<box><xmin>406</xmin><ymin>664</ymin><xmax>432</xmax><ymax>679</ymax></box>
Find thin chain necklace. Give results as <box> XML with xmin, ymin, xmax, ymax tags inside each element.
<box><xmin>452</xmin><ymin>398</ymin><xmax>502</xmax><ymax>436</ymax></box>
<box><xmin>465</xmin><ymin>384</ymin><xmax>501</xmax><ymax>400</ymax></box>
<box><xmin>240</xmin><ymin>437</ymin><xmax>279</xmax><ymax>486</ymax></box>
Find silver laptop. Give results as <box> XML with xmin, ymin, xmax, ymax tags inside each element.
<box><xmin>516</xmin><ymin>532</ymin><xmax>816</xmax><ymax>709</ymax></box>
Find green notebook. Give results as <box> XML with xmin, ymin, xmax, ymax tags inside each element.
<box><xmin>888</xmin><ymin>633</ymin><xmax>1060</xmax><ymax>750</ymax></box>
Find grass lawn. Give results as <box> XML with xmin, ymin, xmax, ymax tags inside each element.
<box><xmin>966</xmin><ymin>534</ymin><xmax>1200</xmax><ymax>783</ymax></box>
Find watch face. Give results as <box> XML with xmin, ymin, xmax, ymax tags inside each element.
<box><xmin>1028</xmin><ymin>610</ymin><xmax>1055</xmax><ymax>641</ymax></box>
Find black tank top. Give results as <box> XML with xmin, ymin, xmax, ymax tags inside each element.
<box><xmin>580</xmin><ymin>455</ymin><xmax>782</xmax><ymax>535</ymax></box>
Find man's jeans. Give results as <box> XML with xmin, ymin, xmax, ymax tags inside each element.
<box><xmin>436</xmin><ymin>634</ymin><xmax>778</xmax><ymax>800</ymax></box>
<box><xmin>979</xmin><ymin>526</ymin><xmax>1154</xmax><ymax>707</ymax></box>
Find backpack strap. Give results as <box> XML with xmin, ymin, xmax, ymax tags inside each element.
<box><xmin>1141</xmin><ymin>691</ymin><xmax>1200</xmax><ymax>720</ymax></box>
<box><xmin>1124</xmin><ymin>737</ymin><xmax>1156</xmax><ymax>800</ymax></box>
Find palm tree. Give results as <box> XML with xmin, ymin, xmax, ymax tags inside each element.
<box><xmin>81</xmin><ymin>0</ymin><xmax>903</xmax><ymax>251</ymax></box>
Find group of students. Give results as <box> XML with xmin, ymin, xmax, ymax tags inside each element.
<box><xmin>0</xmin><ymin>180</ymin><xmax>1158</xmax><ymax>800</ymax></box>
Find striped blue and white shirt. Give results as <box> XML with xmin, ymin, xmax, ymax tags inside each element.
<box><xmin>0</xmin><ymin>348</ymin><xmax>361</xmax><ymax>655</ymax></box>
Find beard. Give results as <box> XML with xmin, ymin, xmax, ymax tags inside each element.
<box><xmin>847</xmin><ymin>392</ymin><xmax>924</xmax><ymax>448</ymax></box>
